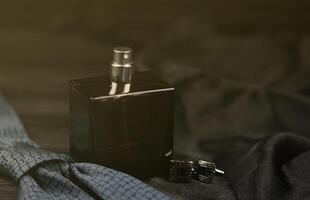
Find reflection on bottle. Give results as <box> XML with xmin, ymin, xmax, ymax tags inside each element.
<box><xmin>109</xmin><ymin>82</ymin><xmax>131</xmax><ymax>95</ymax></box>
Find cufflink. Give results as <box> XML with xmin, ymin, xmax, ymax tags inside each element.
<box><xmin>193</xmin><ymin>160</ymin><xmax>224</xmax><ymax>184</ymax></box>
<box><xmin>168</xmin><ymin>160</ymin><xmax>195</xmax><ymax>183</ymax></box>
<box><xmin>168</xmin><ymin>159</ymin><xmax>224</xmax><ymax>184</ymax></box>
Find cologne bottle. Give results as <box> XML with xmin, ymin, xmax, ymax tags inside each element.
<box><xmin>69</xmin><ymin>47</ymin><xmax>175</xmax><ymax>178</ymax></box>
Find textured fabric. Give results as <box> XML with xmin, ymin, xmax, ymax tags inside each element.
<box><xmin>0</xmin><ymin>95</ymin><xmax>170</xmax><ymax>200</ymax></box>
<box><xmin>136</xmin><ymin>22</ymin><xmax>310</xmax><ymax>199</ymax></box>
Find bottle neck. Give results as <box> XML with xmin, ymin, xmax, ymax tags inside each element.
<box><xmin>110</xmin><ymin>65</ymin><xmax>133</xmax><ymax>83</ymax></box>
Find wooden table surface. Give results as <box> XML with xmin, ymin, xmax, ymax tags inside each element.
<box><xmin>0</xmin><ymin>31</ymin><xmax>117</xmax><ymax>199</ymax></box>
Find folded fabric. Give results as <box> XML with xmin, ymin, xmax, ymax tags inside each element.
<box><xmin>0</xmin><ymin>95</ymin><xmax>170</xmax><ymax>200</ymax></box>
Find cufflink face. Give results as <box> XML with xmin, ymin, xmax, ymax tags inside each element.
<box><xmin>168</xmin><ymin>159</ymin><xmax>223</xmax><ymax>184</ymax></box>
<box><xmin>168</xmin><ymin>160</ymin><xmax>194</xmax><ymax>183</ymax></box>
<box><xmin>194</xmin><ymin>160</ymin><xmax>216</xmax><ymax>184</ymax></box>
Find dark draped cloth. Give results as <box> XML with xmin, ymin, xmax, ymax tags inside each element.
<box><xmin>139</xmin><ymin>22</ymin><xmax>310</xmax><ymax>200</ymax></box>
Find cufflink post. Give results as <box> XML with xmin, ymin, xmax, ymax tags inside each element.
<box><xmin>215</xmin><ymin>168</ymin><xmax>225</xmax><ymax>176</ymax></box>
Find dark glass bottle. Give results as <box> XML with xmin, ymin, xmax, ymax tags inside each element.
<box><xmin>69</xmin><ymin>47</ymin><xmax>174</xmax><ymax>178</ymax></box>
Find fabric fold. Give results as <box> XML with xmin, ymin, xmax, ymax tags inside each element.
<box><xmin>0</xmin><ymin>94</ymin><xmax>170</xmax><ymax>200</ymax></box>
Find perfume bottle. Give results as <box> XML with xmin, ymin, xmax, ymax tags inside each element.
<box><xmin>69</xmin><ymin>47</ymin><xmax>175</xmax><ymax>178</ymax></box>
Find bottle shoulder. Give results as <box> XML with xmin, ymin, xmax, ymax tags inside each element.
<box><xmin>69</xmin><ymin>71</ymin><xmax>174</xmax><ymax>100</ymax></box>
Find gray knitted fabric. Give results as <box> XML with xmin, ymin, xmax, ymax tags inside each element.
<box><xmin>0</xmin><ymin>95</ymin><xmax>170</xmax><ymax>200</ymax></box>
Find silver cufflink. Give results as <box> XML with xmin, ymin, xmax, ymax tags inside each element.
<box><xmin>169</xmin><ymin>159</ymin><xmax>224</xmax><ymax>184</ymax></box>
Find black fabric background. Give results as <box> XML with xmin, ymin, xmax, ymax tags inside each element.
<box><xmin>2</xmin><ymin>17</ymin><xmax>309</xmax><ymax>199</ymax></box>
<box><xmin>132</xmin><ymin>21</ymin><xmax>310</xmax><ymax>200</ymax></box>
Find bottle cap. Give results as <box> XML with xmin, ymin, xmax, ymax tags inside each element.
<box><xmin>112</xmin><ymin>47</ymin><xmax>134</xmax><ymax>67</ymax></box>
<box><xmin>111</xmin><ymin>47</ymin><xmax>134</xmax><ymax>83</ymax></box>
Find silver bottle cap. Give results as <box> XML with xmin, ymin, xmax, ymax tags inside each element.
<box><xmin>111</xmin><ymin>47</ymin><xmax>134</xmax><ymax>83</ymax></box>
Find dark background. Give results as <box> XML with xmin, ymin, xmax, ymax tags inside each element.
<box><xmin>0</xmin><ymin>1</ymin><xmax>310</xmax><ymax>199</ymax></box>
<box><xmin>1</xmin><ymin>0</ymin><xmax>310</xmax><ymax>32</ymax></box>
